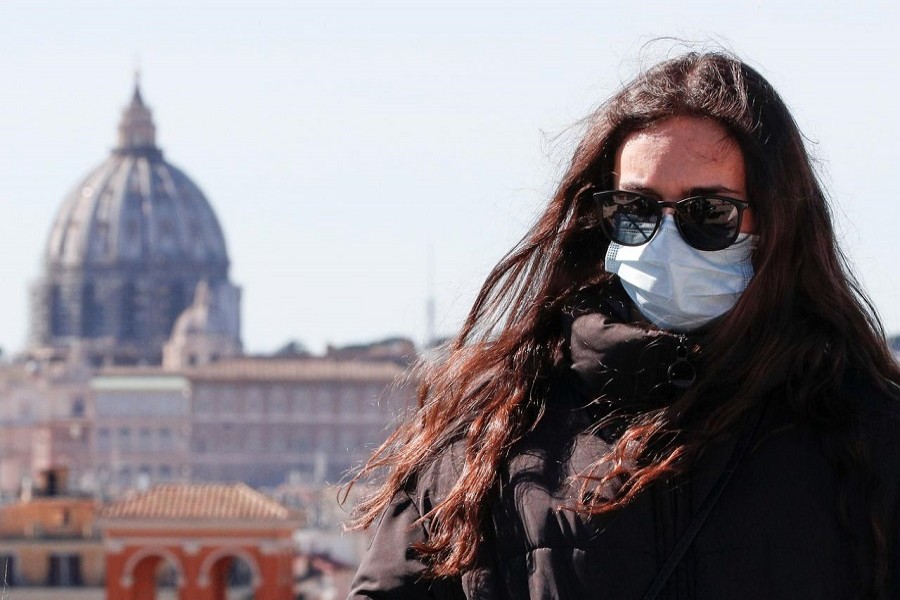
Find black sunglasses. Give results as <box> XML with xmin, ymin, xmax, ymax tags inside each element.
<box><xmin>591</xmin><ymin>189</ymin><xmax>752</xmax><ymax>252</ymax></box>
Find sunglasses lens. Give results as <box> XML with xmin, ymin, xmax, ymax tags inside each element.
<box><xmin>597</xmin><ymin>191</ymin><xmax>659</xmax><ymax>246</ymax></box>
<box><xmin>676</xmin><ymin>197</ymin><xmax>742</xmax><ymax>251</ymax></box>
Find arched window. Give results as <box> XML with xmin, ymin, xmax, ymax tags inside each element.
<box><xmin>81</xmin><ymin>282</ymin><xmax>103</xmax><ymax>337</ymax></box>
<box><xmin>120</xmin><ymin>281</ymin><xmax>138</xmax><ymax>340</ymax></box>
<box><xmin>165</xmin><ymin>282</ymin><xmax>187</xmax><ymax>333</ymax></box>
<box><xmin>50</xmin><ymin>284</ymin><xmax>68</xmax><ymax>337</ymax></box>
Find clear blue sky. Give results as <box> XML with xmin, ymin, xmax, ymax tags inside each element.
<box><xmin>2</xmin><ymin>2</ymin><xmax>899</xmax><ymax>355</ymax></box>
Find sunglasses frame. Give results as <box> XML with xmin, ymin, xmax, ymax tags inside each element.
<box><xmin>591</xmin><ymin>189</ymin><xmax>753</xmax><ymax>251</ymax></box>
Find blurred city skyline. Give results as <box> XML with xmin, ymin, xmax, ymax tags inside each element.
<box><xmin>3</xmin><ymin>2</ymin><xmax>899</xmax><ymax>356</ymax></box>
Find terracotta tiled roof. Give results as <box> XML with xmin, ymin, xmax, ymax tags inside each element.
<box><xmin>186</xmin><ymin>358</ymin><xmax>407</xmax><ymax>382</ymax></box>
<box><xmin>101</xmin><ymin>483</ymin><xmax>293</xmax><ymax>520</ymax></box>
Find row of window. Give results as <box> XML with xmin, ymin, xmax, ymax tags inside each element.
<box><xmin>193</xmin><ymin>388</ymin><xmax>387</xmax><ymax>416</ymax></box>
<box><xmin>95</xmin><ymin>392</ymin><xmax>187</xmax><ymax>417</ymax></box>
<box><xmin>0</xmin><ymin>553</ymin><xmax>82</xmax><ymax>587</ymax></box>
<box><xmin>199</xmin><ymin>384</ymin><xmax>388</xmax><ymax>403</ymax></box>
<box><xmin>95</xmin><ymin>424</ymin><xmax>386</xmax><ymax>454</ymax></box>
<box><xmin>190</xmin><ymin>462</ymin><xmax>350</xmax><ymax>487</ymax></box>
<box><xmin>191</xmin><ymin>425</ymin><xmax>382</xmax><ymax>454</ymax></box>
<box><xmin>60</xmin><ymin>384</ymin><xmax>400</xmax><ymax>421</ymax></box>
<box><xmin>48</xmin><ymin>279</ymin><xmax>187</xmax><ymax>341</ymax></box>
<box><xmin>97</xmin><ymin>463</ymin><xmax>183</xmax><ymax>486</ymax></box>
<box><xmin>95</xmin><ymin>426</ymin><xmax>180</xmax><ymax>452</ymax></box>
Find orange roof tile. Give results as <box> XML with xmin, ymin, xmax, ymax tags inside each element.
<box><xmin>101</xmin><ymin>483</ymin><xmax>293</xmax><ymax>521</ymax></box>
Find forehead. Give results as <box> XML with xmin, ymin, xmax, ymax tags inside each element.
<box><xmin>614</xmin><ymin>116</ymin><xmax>745</xmax><ymax>192</ymax></box>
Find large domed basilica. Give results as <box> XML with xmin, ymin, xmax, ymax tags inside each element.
<box><xmin>28</xmin><ymin>81</ymin><xmax>242</xmax><ymax>366</ymax></box>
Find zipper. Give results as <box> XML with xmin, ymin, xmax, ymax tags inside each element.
<box><xmin>667</xmin><ymin>334</ymin><xmax>696</xmax><ymax>389</ymax></box>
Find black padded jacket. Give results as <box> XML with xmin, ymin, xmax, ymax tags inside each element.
<box><xmin>348</xmin><ymin>371</ymin><xmax>900</xmax><ymax>600</ymax></box>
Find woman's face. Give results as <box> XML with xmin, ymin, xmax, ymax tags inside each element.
<box><xmin>613</xmin><ymin>116</ymin><xmax>755</xmax><ymax>234</ymax></box>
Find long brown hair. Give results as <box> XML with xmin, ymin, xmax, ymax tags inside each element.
<box><xmin>345</xmin><ymin>51</ymin><xmax>900</xmax><ymax>590</ymax></box>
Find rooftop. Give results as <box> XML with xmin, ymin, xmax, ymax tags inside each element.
<box><xmin>100</xmin><ymin>483</ymin><xmax>294</xmax><ymax>521</ymax></box>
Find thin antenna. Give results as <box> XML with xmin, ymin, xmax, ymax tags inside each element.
<box><xmin>133</xmin><ymin>52</ymin><xmax>142</xmax><ymax>87</ymax></box>
<box><xmin>426</xmin><ymin>244</ymin><xmax>436</xmax><ymax>348</ymax></box>
<box><xmin>130</xmin><ymin>55</ymin><xmax>144</xmax><ymax>107</ymax></box>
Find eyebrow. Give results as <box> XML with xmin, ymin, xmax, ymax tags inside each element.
<box><xmin>618</xmin><ymin>183</ymin><xmax>744</xmax><ymax>197</ymax></box>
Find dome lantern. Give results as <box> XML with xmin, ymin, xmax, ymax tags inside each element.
<box><xmin>115</xmin><ymin>74</ymin><xmax>160</xmax><ymax>158</ymax></box>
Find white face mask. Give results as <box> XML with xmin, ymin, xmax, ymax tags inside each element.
<box><xmin>604</xmin><ymin>215</ymin><xmax>756</xmax><ymax>332</ymax></box>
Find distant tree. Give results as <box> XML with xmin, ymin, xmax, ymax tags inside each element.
<box><xmin>274</xmin><ymin>340</ymin><xmax>311</xmax><ymax>358</ymax></box>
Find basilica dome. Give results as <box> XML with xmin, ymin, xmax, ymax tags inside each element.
<box><xmin>29</xmin><ymin>81</ymin><xmax>241</xmax><ymax>366</ymax></box>
<box><xmin>45</xmin><ymin>86</ymin><xmax>228</xmax><ymax>270</ymax></box>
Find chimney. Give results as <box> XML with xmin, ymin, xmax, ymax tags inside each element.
<box><xmin>37</xmin><ymin>467</ymin><xmax>69</xmax><ymax>497</ymax></box>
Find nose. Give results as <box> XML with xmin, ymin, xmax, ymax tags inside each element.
<box><xmin>660</xmin><ymin>207</ymin><xmax>676</xmax><ymax>217</ymax></box>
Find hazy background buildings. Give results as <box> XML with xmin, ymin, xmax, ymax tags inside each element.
<box><xmin>2</xmin><ymin>1</ymin><xmax>900</xmax><ymax>360</ymax></box>
<box><xmin>0</xmin><ymin>80</ymin><xmax>415</xmax><ymax>597</ymax></box>
<box><xmin>1</xmin><ymin>2</ymin><xmax>900</xmax><ymax>596</ymax></box>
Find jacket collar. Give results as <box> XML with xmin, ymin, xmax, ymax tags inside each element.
<box><xmin>561</xmin><ymin>285</ymin><xmax>697</xmax><ymax>416</ymax></box>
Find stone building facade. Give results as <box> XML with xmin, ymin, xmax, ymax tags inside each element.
<box><xmin>188</xmin><ymin>357</ymin><xmax>410</xmax><ymax>487</ymax></box>
<box><xmin>0</xmin><ymin>472</ymin><xmax>104</xmax><ymax>588</ymax></box>
<box><xmin>89</xmin><ymin>372</ymin><xmax>192</xmax><ymax>495</ymax></box>
<box><xmin>0</xmin><ymin>361</ymin><xmax>93</xmax><ymax>495</ymax></box>
<box><xmin>0</xmin><ymin>349</ymin><xmax>412</xmax><ymax>498</ymax></box>
<box><xmin>0</xmin><ymin>479</ymin><xmax>301</xmax><ymax>598</ymax></box>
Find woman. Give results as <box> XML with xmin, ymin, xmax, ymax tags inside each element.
<box><xmin>345</xmin><ymin>52</ymin><xmax>900</xmax><ymax>599</ymax></box>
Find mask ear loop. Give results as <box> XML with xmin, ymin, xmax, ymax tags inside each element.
<box><xmin>667</xmin><ymin>335</ymin><xmax>696</xmax><ymax>389</ymax></box>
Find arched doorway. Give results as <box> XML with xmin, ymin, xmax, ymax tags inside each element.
<box><xmin>121</xmin><ymin>548</ymin><xmax>183</xmax><ymax>600</ymax></box>
<box><xmin>200</xmin><ymin>548</ymin><xmax>262</xmax><ymax>600</ymax></box>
